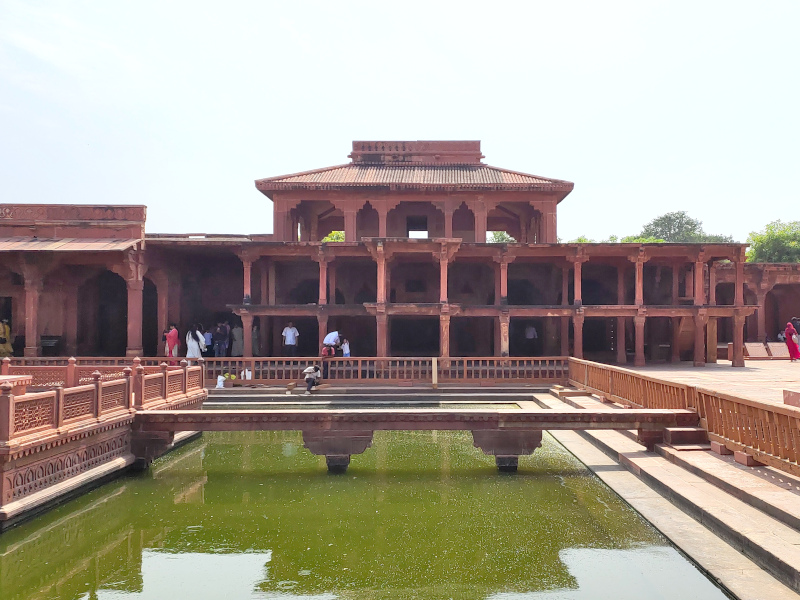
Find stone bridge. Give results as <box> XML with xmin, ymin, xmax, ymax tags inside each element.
<box><xmin>134</xmin><ymin>407</ymin><xmax>698</xmax><ymax>473</ymax></box>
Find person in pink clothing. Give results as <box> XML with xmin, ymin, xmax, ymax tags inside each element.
<box><xmin>785</xmin><ymin>322</ymin><xmax>800</xmax><ymax>361</ymax></box>
<box><xmin>166</xmin><ymin>323</ymin><xmax>180</xmax><ymax>364</ymax></box>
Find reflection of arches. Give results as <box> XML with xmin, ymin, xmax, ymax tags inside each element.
<box><xmin>143</xmin><ymin>278</ymin><xmax>158</xmax><ymax>356</ymax></box>
<box><xmin>288</xmin><ymin>279</ymin><xmax>318</xmax><ymax>304</ymax></box>
<box><xmin>78</xmin><ymin>270</ymin><xmax>127</xmax><ymax>356</ymax></box>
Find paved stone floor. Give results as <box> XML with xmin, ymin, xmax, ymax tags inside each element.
<box><xmin>629</xmin><ymin>360</ymin><xmax>800</xmax><ymax>405</ymax></box>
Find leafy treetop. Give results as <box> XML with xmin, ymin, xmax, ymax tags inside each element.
<box><xmin>746</xmin><ymin>220</ymin><xmax>800</xmax><ymax>263</ymax></box>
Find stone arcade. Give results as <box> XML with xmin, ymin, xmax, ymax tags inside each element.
<box><xmin>0</xmin><ymin>141</ymin><xmax>797</xmax><ymax>366</ymax></box>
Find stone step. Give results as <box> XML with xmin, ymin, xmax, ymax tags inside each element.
<box><xmin>664</xmin><ymin>427</ymin><xmax>709</xmax><ymax>446</ymax></box>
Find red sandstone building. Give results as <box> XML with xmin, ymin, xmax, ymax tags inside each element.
<box><xmin>0</xmin><ymin>141</ymin><xmax>797</xmax><ymax>366</ymax></box>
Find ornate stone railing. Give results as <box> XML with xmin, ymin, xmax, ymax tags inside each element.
<box><xmin>200</xmin><ymin>356</ymin><xmax>569</xmax><ymax>385</ymax></box>
<box><xmin>568</xmin><ymin>358</ymin><xmax>800</xmax><ymax>477</ymax></box>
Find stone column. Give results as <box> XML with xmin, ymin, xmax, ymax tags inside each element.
<box><xmin>329</xmin><ymin>262</ymin><xmax>337</xmax><ymax>305</ymax></box>
<box><xmin>344</xmin><ymin>209</ymin><xmax>358</xmax><ymax>242</ymax></box>
<box><xmin>573</xmin><ymin>260</ymin><xmax>583</xmax><ymax>306</ymax></box>
<box><xmin>734</xmin><ymin>260</ymin><xmax>744</xmax><ymax>306</ymax></box>
<box><xmin>126</xmin><ymin>279</ymin><xmax>144</xmax><ymax>357</ymax></box>
<box><xmin>572</xmin><ymin>312</ymin><xmax>584</xmax><ymax>359</ymax></box>
<box><xmin>318</xmin><ymin>314</ymin><xmax>328</xmax><ymax>352</ymax></box>
<box><xmin>241</xmin><ymin>257</ymin><xmax>252</xmax><ymax>303</ymax></box>
<box><xmin>444</xmin><ymin>206</ymin><xmax>454</xmax><ymax>239</ymax></box>
<box><xmin>562</xmin><ymin>265</ymin><xmax>569</xmax><ymax>306</ymax></box>
<box><xmin>376</xmin><ymin>251</ymin><xmax>387</xmax><ymax>304</ymax></box>
<box><xmin>474</xmin><ymin>204</ymin><xmax>487</xmax><ymax>243</ymax></box>
<box><xmin>634</xmin><ymin>258</ymin><xmax>645</xmax><ymax>305</ymax></box>
<box><xmin>560</xmin><ymin>317</ymin><xmax>570</xmax><ymax>356</ymax></box>
<box><xmin>693</xmin><ymin>260</ymin><xmax>705</xmax><ymax>306</ymax></box>
<box><xmin>378</xmin><ymin>206</ymin><xmax>388</xmax><ymax>238</ymax></box>
<box><xmin>708</xmin><ymin>263</ymin><xmax>717</xmax><ymax>305</ymax></box>
<box><xmin>376</xmin><ymin>313</ymin><xmax>388</xmax><ymax>357</ymax></box>
<box><xmin>494</xmin><ymin>256</ymin><xmax>511</xmax><ymax>305</ymax></box>
<box><xmin>318</xmin><ymin>259</ymin><xmax>328</xmax><ymax>305</ymax></box>
<box><xmin>706</xmin><ymin>318</ymin><xmax>718</xmax><ymax>363</ymax></box>
<box><xmin>616</xmin><ymin>316</ymin><xmax>626</xmax><ymax>364</ymax></box>
<box><xmin>242</xmin><ymin>313</ymin><xmax>253</xmax><ymax>358</ymax></box>
<box><xmin>440</xmin><ymin>314</ymin><xmax>450</xmax><ymax>357</ymax></box>
<box><xmin>494</xmin><ymin>262</ymin><xmax>502</xmax><ymax>306</ymax></box>
<box><xmin>499</xmin><ymin>313</ymin><xmax>510</xmax><ymax>357</ymax></box>
<box><xmin>439</xmin><ymin>252</ymin><xmax>449</xmax><ymax>304</ymax></box>
<box><xmin>671</xmin><ymin>317</ymin><xmax>681</xmax><ymax>363</ymax></box>
<box><xmin>732</xmin><ymin>311</ymin><xmax>745</xmax><ymax>367</ymax></box>
<box><xmin>23</xmin><ymin>279</ymin><xmax>42</xmax><ymax>357</ymax></box>
<box><xmin>634</xmin><ymin>314</ymin><xmax>646</xmax><ymax>366</ymax></box>
<box><xmin>693</xmin><ymin>312</ymin><xmax>707</xmax><ymax>367</ymax></box>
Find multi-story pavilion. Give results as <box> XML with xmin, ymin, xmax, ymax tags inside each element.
<box><xmin>0</xmin><ymin>141</ymin><xmax>796</xmax><ymax>366</ymax></box>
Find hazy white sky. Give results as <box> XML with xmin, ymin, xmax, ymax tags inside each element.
<box><xmin>1</xmin><ymin>1</ymin><xmax>797</xmax><ymax>242</ymax></box>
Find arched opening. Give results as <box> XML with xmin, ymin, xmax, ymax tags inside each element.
<box><xmin>78</xmin><ymin>270</ymin><xmax>127</xmax><ymax>356</ymax></box>
<box><xmin>357</xmin><ymin>202</ymin><xmax>379</xmax><ymax>239</ymax></box>
<box><xmin>386</xmin><ymin>202</ymin><xmax>445</xmax><ymax>238</ymax></box>
<box><xmin>452</xmin><ymin>203</ymin><xmax>475</xmax><ymax>242</ymax></box>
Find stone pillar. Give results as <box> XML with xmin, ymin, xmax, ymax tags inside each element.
<box><xmin>634</xmin><ymin>314</ymin><xmax>646</xmax><ymax>366</ymax></box>
<box><xmin>344</xmin><ymin>209</ymin><xmax>358</xmax><ymax>242</ymax></box>
<box><xmin>260</xmin><ymin>261</ymin><xmax>268</xmax><ymax>305</ymax></box>
<box><xmin>318</xmin><ymin>314</ymin><xmax>328</xmax><ymax>352</ymax></box>
<box><xmin>572</xmin><ymin>312</ymin><xmax>584</xmax><ymax>359</ymax></box>
<box><xmin>560</xmin><ymin>317</ymin><xmax>570</xmax><ymax>356</ymax></box>
<box><xmin>732</xmin><ymin>311</ymin><xmax>745</xmax><ymax>367</ymax></box>
<box><xmin>242</xmin><ymin>313</ymin><xmax>253</xmax><ymax>358</ymax></box>
<box><xmin>708</xmin><ymin>263</ymin><xmax>717</xmax><ymax>306</ymax></box>
<box><xmin>755</xmin><ymin>290</ymin><xmax>769</xmax><ymax>342</ymax></box>
<box><xmin>693</xmin><ymin>312</ymin><xmax>707</xmax><ymax>367</ymax></box>
<box><xmin>376</xmin><ymin>251</ymin><xmax>387</xmax><ymax>304</ymax></box>
<box><xmin>377</xmin><ymin>313</ymin><xmax>388</xmax><ymax>357</ymax></box>
<box><xmin>378</xmin><ymin>206</ymin><xmax>388</xmax><ymax>238</ymax></box>
<box><xmin>494</xmin><ymin>262</ymin><xmax>501</xmax><ymax>306</ymax></box>
<box><xmin>474</xmin><ymin>205</ymin><xmax>487</xmax><ymax>243</ymax></box>
<box><xmin>439</xmin><ymin>314</ymin><xmax>450</xmax><ymax>357</ymax></box>
<box><xmin>23</xmin><ymin>278</ymin><xmax>41</xmax><ymax>357</ymax></box>
<box><xmin>671</xmin><ymin>317</ymin><xmax>681</xmax><ymax>363</ymax></box>
<box><xmin>444</xmin><ymin>206</ymin><xmax>454</xmax><ymax>239</ymax></box>
<box><xmin>126</xmin><ymin>279</ymin><xmax>144</xmax><ymax>357</ymax></box>
<box><xmin>329</xmin><ymin>262</ymin><xmax>337</xmax><ymax>304</ymax></box>
<box><xmin>734</xmin><ymin>260</ymin><xmax>744</xmax><ymax>306</ymax></box>
<box><xmin>439</xmin><ymin>253</ymin><xmax>449</xmax><ymax>304</ymax></box>
<box><xmin>616</xmin><ymin>316</ymin><xmax>626</xmax><ymax>364</ymax></box>
<box><xmin>562</xmin><ymin>266</ymin><xmax>569</xmax><ymax>306</ymax></box>
<box><xmin>694</xmin><ymin>260</ymin><xmax>705</xmax><ymax>306</ymax></box>
<box><xmin>573</xmin><ymin>261</ymin><xmax>583</xmax><ymax>306</ymax></box>
<box><xmin>499</xmin><ymin>261</ymin><xmax>509</xmax><ymax>304</ymax></box>
<box><xmin>706</xmin><ymin>318</ymin><xmax>718</xmax><ymax>363</ymax></box>
<box><xmin>241</xmin><ymin>257</ymin><xmax>252</xmax><ymax>303</ymax></box>
<box><xmin>634</xmin><ymin>258</ymin><xmax>645</xmax><ymax>305</ymax></box>
<box><xmin>499</xmin><ymin>313</ymin><xmax>510</xmax><ymax>357</ymax></box>
<box><xmin>318</xmin><ymin>259</ymin><xmax>328</xmax><ymax>305</ymax></box>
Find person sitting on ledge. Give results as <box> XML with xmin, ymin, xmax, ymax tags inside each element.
<box><xmin>303</xmin><ymin>365</ymin><xmax>321</xmax><ymax>395</ymax></box>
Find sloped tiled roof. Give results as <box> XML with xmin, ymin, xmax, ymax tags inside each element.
<box><xmin>0</xmin><ymin>237</ymin><xmax>139</xmax><ymax>252</ymax></box>
<box><xmin>256</xmin><ymin>164</ymin><xmax>574</xmax><ymax>194</ymax></box>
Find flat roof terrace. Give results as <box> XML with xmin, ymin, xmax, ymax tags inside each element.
<box><xmin>629</xmin><ymin>360</ymin><xmax>799</xmax><ymax>405</ymax></box>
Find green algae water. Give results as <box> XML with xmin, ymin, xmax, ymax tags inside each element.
<box><xmin>0</xmin><ymin>431</ymin><xmax>729</xmax><ymax>600</ymax></box>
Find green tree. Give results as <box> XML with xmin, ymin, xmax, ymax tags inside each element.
<box><xmin>746</xmin><ymin>220</ymin><xmax>800</xmax><ymax>263</ymax></box>
<box><xmin>620</xmin><ymin>235</ymin><xmax>666</xmax><ymax>243</ymax></box>
<box><xmin>639</xmin><ymin>211</ymin><xmax>734</xmax><ymax>243</ymax></box>
<box><xmin>321</xmin><ymin>230</ymin><xmax>345</xmax><ymax>242</ymax></box>
<box><xmin>569</xmin><ymin>235</ymin><xmax>595</xmax><ymax>243</ymax></box>
<box><xmin>487</xmin><ymin>231</ymin><xmax>517</xmax><ymax>243</ymax></box>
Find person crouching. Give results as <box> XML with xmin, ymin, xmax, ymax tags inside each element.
<box><xmin>302</xmin><ymin>365</ymin><xmax>321</xmax><ymax>395</ymax></box>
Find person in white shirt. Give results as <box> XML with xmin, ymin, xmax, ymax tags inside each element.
<box><xmin>322</xmin><ymin>330</ymin><xmax>340</xmax><ymax>347</ymax></box>
<box><xmin>341</xmin><ymin>337</ymin><xmax>351</xmax><ymax>357</ymax></box>
<box><xmin>302</xmin><ymin>365</ymin><xmax>321</xmax><ymax>394</ymax></box>
<box><xmin>282</xmin><ymin>321</ymin><xmax>299</xmax><ymax>356</ymax></box>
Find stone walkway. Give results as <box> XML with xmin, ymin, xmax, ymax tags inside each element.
<box><xmin>628</xmin><ymin>360</ymin><xmax>800</xmax><ymax>405</ymax></box>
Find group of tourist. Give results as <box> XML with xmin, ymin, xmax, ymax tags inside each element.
<box><xmin>162</xmin><ymin>319</ymin><xmax>260</xmax><ymax>362</ymax></box>
<box><xmin>280</xmin><ymin>321</ymin><xmax>351</xmax><ymax>358</ymax></box>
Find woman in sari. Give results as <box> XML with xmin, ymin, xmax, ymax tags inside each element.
<box><xmin>166</xmin><ymin>324</ymin><xmax>180</xmax><ymax>365</ymax></box>
<box><xmin>785</xmin><ymin>322</ymin><xmax>800</xmax><ymax>362</ymax></box>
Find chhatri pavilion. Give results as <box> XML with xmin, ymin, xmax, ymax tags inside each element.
<box><xmin>0</xmin><ymin>141</ymin><xmax>797</xmax><ymax>366</ymax></box>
